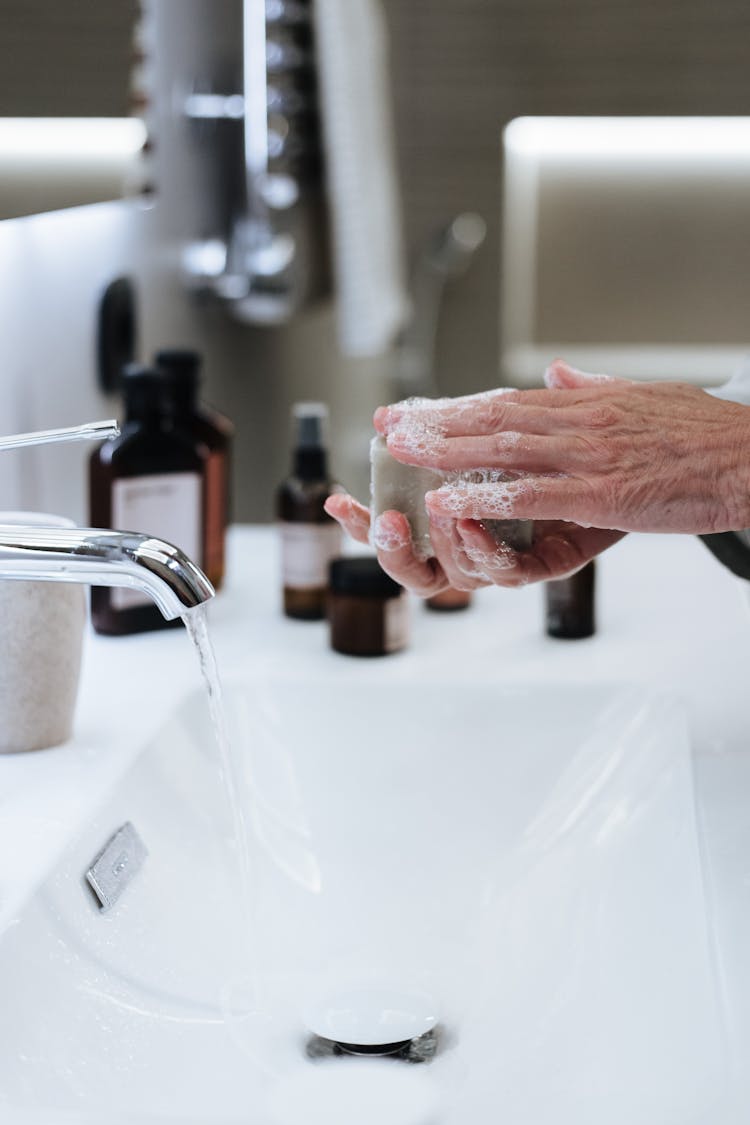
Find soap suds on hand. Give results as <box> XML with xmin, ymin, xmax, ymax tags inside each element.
<box><xmin>371</xmin><ymin>440</ymin><xmax>536</xmax><ymax>557</ymax></box>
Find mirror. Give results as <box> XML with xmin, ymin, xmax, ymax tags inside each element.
<box><xmin>0</xmin><ymin>2</ymin><xmax>139</xmax><ymax>219</ymax></box>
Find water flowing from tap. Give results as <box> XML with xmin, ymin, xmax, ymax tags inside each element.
<box><xmin>0</xmin><ymin>419</ymin><xmax>120</xmax><ymax>452</ymax></box>
<box><xmin>182</xmin><ymin>605</ymin><xmax>255</xmax><ymax>943</ymax></box>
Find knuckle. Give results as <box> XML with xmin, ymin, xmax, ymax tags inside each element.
<box><xmin>584</xmin><ymin>404</ymin><xmax>620</xmax><ymax>430</ymax></box>
<box><xmin>490</xmin><ymin>430</ymin><xmax>517</xmax><ymax>459</ymax></box>
<box><xmin>484</xmin><ymin>400</ymin><xmax>513</xmax><ymax>432</ymax></box>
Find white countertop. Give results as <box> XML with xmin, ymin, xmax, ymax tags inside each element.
<box><xmin>1</xmin><ymin>525</ymin><xmax>750</xmax><ymax>1098</ymax></box>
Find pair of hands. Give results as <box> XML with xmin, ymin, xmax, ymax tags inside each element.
<box><xmin>324</xmin><ymin>360</ymin><xmax>750</xmax><ymax>595</ymax></box>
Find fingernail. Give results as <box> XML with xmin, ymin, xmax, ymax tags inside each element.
<box><xmin>373</xmin><ymin>405</ymin><xmax>396</xmax><ymax>433</ymax></box>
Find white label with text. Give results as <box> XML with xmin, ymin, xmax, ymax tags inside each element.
<box><xmin>111</xmin><ymin>472</ymin><xmax>202</xmax><ymax>610</ymax></box>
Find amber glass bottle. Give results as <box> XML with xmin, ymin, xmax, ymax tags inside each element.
<box><xmin>545</xmin><ymin>561</ymin><xmax>596</xmax><ymax>639</ymax></box>
<box><xmin>155</xmin><ymin>349</ymin><xmax>233</xmax><ymax>590</ymax></box>
<box><xmin>89</xmin><ymin>364</ymin><xmax>205</xmax><ymax>636</ymax></box>
<box><xmin>277</xmin><ymin>402</ymin><xmax>342</xmax><ymax>619</ymax></box>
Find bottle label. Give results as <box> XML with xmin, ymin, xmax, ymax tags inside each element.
<box><xmin>279</xmin><ymin>521</ymin><xmax>342</xmax><ymax>589</ymax></box>
<box><xmin>111</xmin><ymin>472</ymin><xmax>202</xmax><ymax>610</ymax></box>
<box><xmin>384</xmin><ymin>595</ymin><xmax>410</xmax><ymax>653</ymax></box>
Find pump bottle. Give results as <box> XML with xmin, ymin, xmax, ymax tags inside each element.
<box><xmin>155</xmin><ymin>348</ymin><xmax>233</xmax><ymax>590</ymax></box>
<box><xmin>89</xmin><ymin>363</ymin><xmax>205</xmax><ymax>635</ymax></box>
<box><xmin>277</xmin><ymin>402</ymin><xmax>342</xmax><ymax>619</ymax></box>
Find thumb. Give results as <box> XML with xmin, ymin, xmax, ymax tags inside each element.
<box><xmin>544</xmin><ymin>358</ymin><xmax>625</xmax><ymax>390</ymax></box>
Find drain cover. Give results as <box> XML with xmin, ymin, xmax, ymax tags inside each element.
<box><xmin>303</xmin><ymin>985</ymin><xmax>440</xmax><ymax>1064</ymax></box>
<box><xmin>303</xmin><ymin>984</ymin><xmax>439</xmax><ymax>1046</ymax></box>
<box><xmin>306</xmin><ymin>1025</ymin><xmax>440</xmax><ymax>1064</ymax></box>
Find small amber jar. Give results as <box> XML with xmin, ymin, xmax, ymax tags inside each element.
<box><xmin>426</xmin><ymin>587</ymin><xmax>473</xmax><ymax>612</ymax></box>
<box><xmin>328</xmin><ymin>557</ymin><xmax>409</xmax><ymax>656</ymax></box>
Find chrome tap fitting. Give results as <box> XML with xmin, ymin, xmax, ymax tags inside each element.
<box><xmin>0</xmin><ymin>419</ymin><xmax>214</xmax><ymax>619</ymax></box>
<box><xmin>0</xmin><ymin>526</ymin><xmax>214</xmax><ymax>621</ymax></box>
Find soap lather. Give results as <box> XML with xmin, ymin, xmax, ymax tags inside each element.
<box><xmin>370</xmin><ymin>436</ymin><xmax>533</xmax><ymax>557</ymax></box>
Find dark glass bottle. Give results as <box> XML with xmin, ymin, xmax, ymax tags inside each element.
<box><xmin>277</xmin><ymin>402</ymin><xmax>342</xmax><ymax>620</ymax></box>
<box><xmin>545</xmin><ymin>561</ymin><xmax>596</xmax><ymax>639</ymax></box>
<box><xmin>154</xmin><ymin>348</ymin><xmax>233</xmax><ymax>591</ymax></box>
<box><xmin>89</xmin><ymin>363</ymin><xmax>206</xmax><ymax>636</ymax></box>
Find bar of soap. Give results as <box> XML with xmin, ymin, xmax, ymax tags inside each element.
<box><xmin>370</xmin><ymin>436</ymin><xmax>444</xmax><ymax>557</ymax></box>
<box><xmin>483</xmin><ymin>517</ymin><xmax>534</xmax><ymax>552</ymax></box>
<box><xmin>370</xmin><ymin>437</ymin><xmax>534</xmax><ymax>556</ymax></box>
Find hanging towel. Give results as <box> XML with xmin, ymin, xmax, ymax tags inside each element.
<box><xmin>313</xmin><ymin>0</ymin><xmax>409</xmax><ymax>356</ymax></box>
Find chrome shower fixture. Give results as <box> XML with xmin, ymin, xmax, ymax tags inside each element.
<box><xmin>182</xmin><ymin>0</ymin><xmax>329</xmax><ymax>324</ymax></box>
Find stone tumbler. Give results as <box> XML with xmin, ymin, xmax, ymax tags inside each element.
<box><xmin>0</xmin><ymin>513</ymin><xmax>86</xmax><ymax>754</ymax></box>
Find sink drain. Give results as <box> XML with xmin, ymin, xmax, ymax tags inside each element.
<box><xmin>305</xmin><ymin>1025</ymin><xmax>440</xmax><ymax>1064</ymax></box>
<box><xmin>302</xmin><ymin>983</ymin><xmax>440</xmax><ymax>1065</ymax></box>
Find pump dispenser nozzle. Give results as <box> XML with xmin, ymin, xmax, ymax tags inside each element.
<box><xmin>293</xmin><ymin>402</ymin><xmax>328</xmax><ymax>449</ymax></box>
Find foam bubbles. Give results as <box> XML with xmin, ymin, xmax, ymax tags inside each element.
<box><xmin>494</xmin><ymin>430</ymin><xmax>523</xmax><ymax>450</ymax></box>
<box><xmin>372</xmin><ymin>515</ymin><xmax>411</xmax><ymax>553</ymax></box>
<box><xmin>463</xmin><ymin>538</ymin><xmax>518</xmax><ymax>573</ymax></box>
<box><xmin>387</xmin><ymin>420</ymin><xmax>447</xmax><ymax>459</ymax></box>
<box><xmin>427</xmin><ymin>470</ymin><xmax>544</xmax><ymax>521</ymax></box>
<box><xmin>382</xmin><ymin>388</ymin><xmax>519</xmax><ymax>440</ymax></box>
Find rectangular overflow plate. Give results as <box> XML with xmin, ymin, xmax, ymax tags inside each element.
<box><xmin>85</xmin><ymin>821</ymin><xmax>148</xmax><ymax>912</ymax></box>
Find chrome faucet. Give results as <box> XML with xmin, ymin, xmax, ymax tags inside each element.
<box><xmin>0</xmin><ymin>526</ymin><xmax>214</xmax><ymax>620</ymax></box>
<box><xmin>0</xmin><ymin>420</ymin><xmax>215</xmax><ymax>619</ymax></box>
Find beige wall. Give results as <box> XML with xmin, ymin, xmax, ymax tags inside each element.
<box><xmin>0</xmin><ymin>1</ymin><xmax>136</xmax><ymax>117</ymax></box>
<box><xmin>382</xmin><ymin>0</ymin><xmax>750</xmax><ymax>395</ymax></box>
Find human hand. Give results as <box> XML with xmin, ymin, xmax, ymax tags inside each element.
<box><xmin>377</xmin><ymin>360</ymin><xmax>750</xmax><ymax>535</ymax></box>
<box><xmin>323</xmin><ymin>492</ymin><xmax>623</xmax><ymax>594</ymax></box>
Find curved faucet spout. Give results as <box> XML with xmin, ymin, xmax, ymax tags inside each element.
<box><xmin>0</xmin><ymin>526</ymin><xmax>215</xmax><ymax>620</ymax></box>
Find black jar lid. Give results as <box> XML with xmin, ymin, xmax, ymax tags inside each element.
<box><xmin>329</xmin><ymin>556</ymin><xmax>403</xmax><ymax>599</ymax></box>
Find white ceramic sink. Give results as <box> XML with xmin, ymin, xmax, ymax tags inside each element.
<box><xmin>0</xmin><ymin>676</ymin><xmax>727</xmax><ymax>1124</ymax></box>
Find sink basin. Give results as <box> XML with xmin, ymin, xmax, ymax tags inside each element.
<box><xmin>0</xmin><ymin>676</ymin><xmax>727</xmax><ymax>1123</ymax></box>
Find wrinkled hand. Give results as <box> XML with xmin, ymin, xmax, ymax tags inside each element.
<box><xmin>325</xmin><ymin>359</ymin><xmax>750</xmax><ymax>594</ymax></box>
<box><xmin>323</xmin><ymin>490</ymin><xmax>623</xmax><ymax>595</ymax></box>
<box><xmin>378</xmin><ymin>360</ymin><xmax>750</xmax><ymax>535</ymax></box>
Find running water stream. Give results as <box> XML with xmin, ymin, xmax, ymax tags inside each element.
<box><xmin>182</xmin><ymin>604</ymin><xmax>255</xmax><ymax>946</ymax></box>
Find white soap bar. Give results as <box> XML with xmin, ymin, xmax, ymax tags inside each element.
<box><xmin>370</xmin><ymin>436</ymin><xmax>444</xmax><ymax>557</ymax></box>
<box><xmin>370</xmin><ymin>436</ymin><xmax>534</xmax><ymax>557</ymax></box>
<box><xmin>483</xmin><ymin>517</ymin><xmax>534</xmax><ymax>552</ymax></box>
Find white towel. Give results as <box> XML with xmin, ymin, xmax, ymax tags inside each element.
<box><xmin>313</xmin><ymin>0</ymin><xmax>410</xmax><ymax>356</ymax></box>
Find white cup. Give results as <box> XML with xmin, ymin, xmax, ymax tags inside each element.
<box><xmin>0</xmin><ymin>512</ymin><xmax>86</xmax><ymax>754</ymax></box>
